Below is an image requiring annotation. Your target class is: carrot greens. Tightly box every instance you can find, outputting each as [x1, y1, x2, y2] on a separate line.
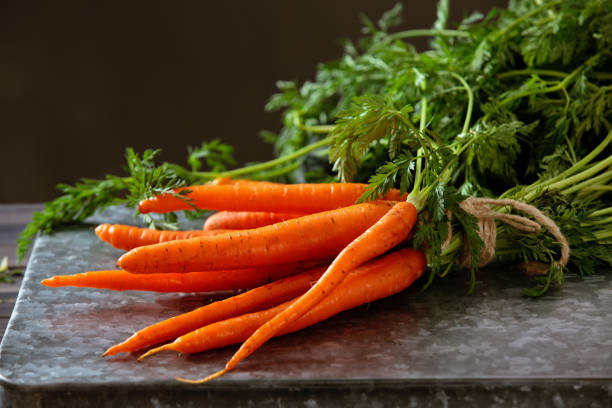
[19, 0, 612, 296]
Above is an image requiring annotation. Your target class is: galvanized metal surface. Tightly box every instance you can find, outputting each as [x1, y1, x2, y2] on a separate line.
[1, 206, 611, 407]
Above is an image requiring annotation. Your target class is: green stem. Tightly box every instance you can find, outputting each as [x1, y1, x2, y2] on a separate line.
[591, 229, 612, 241]
[420, 98, 427, 132]
[296, 124, 336, 134]
[411, 96, 428, 201]
[449, 72, 474, 135]
[560, 169, 612, 196]
[544, 155, 612, 195]
[522, 128, 612, 199]
[292, 112, 336, 134]
[580, 185, 612, 193]
[430, 86, 465, 99]
[489, 0, 562, 41]
[497, 69, 568, 80]
[498, 70, 604, 94]
[163, 163, 196, 180]
[591, 207, 612, 217]
[195, 136, 333, 180]
[441, 235, 463, 259]
[565, 134, 578, 164]
[387, 29, 470, 42]
[497, 54, 599, 108]
[587, 215, 612, 226]
[593, 72, 612, 81]
[248, 162, 302, 180]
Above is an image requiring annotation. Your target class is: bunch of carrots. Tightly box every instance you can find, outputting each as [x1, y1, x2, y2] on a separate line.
[42, 178, 428, 383]
[28, 0, 612, 385]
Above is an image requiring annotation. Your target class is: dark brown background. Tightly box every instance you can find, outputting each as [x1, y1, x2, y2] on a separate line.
[0, 1, 506, 203]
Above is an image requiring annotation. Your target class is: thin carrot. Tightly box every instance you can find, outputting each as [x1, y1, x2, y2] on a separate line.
[94, 224, 232, 251]
[138, 248, 426, 374]
[205, 201, 418, 381]
[137, 183, 406, 214]
[118, 201, 397, 274]
[103, 266, 327, 356]
[41, 261, 322, 293]
[203, 211, 306, 230]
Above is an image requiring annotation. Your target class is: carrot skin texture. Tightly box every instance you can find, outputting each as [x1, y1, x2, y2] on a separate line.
[203, 211, 306, 230]
[95, 224, 231, 251]
[41, 261, 321, 293]
[222, 201, 418, 373]
[138, 183, 405, 214]
[103, 266, 326, 356]
[118, 201, 397, 274]
[143, 248, 426, 357]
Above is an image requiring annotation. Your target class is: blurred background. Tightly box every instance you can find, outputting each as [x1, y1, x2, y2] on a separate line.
[1, 0, 505, 203]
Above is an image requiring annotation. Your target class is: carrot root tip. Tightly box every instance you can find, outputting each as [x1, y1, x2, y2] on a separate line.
[175, 368, 228, 384]
[102, 348, 117, 357]
[137, 344, 170, 361]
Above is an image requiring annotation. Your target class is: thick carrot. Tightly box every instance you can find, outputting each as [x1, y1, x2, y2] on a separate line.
[208, 201, 418, 381]
[138, 248, 426, 373]
[95, 224, 232, 251]
[103, 266, 327, 356]
[138, 183, 406, 214]
[118, 201, 397, 274]
[41, 261, 322, 293]
[203, 211, 306, 230]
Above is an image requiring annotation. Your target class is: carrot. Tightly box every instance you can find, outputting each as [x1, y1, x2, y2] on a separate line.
[203, 211, 306, 230]
[103, 265, 327, 356]
[138, 248, 426, 377]
[41, 261, 323, 293]
[205, 201, 418, 381]
[137, 182, 406, 214]
[118, 201, 397, 274]
[95, 224, 232, 251]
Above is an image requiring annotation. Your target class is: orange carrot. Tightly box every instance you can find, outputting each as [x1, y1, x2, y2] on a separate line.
[103, 265, 327, 356]
[205, 201, 418, 381]
[138, 248, 426, 372]
[203, 211, 306, 230]
[94, 224, 232, 251]
[138, 183, 406, 214]
[118, 201, 397, 274]
[41, 261, 322, 293]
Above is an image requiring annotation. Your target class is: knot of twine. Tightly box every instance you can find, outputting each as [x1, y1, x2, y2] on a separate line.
[445, 197, 570, 269]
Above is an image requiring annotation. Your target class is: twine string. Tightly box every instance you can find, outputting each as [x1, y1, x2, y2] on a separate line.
[450, 197, 570, 268]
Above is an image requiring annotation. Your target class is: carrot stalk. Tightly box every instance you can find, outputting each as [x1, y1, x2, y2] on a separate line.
[41, 261, 322, 293]
[138, 183, 406, 214]
[117, 201, 397, 274]
[212, 201, 418, 378]
[95, 224, 232, 251]
[203, 211, 306, 230]
[103, 266, 327, 356]
[140, 248, 427, 384]
[209, 177, 279, 186]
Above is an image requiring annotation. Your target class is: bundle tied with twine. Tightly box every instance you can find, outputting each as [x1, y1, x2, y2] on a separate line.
[443, 197, 570, 271]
